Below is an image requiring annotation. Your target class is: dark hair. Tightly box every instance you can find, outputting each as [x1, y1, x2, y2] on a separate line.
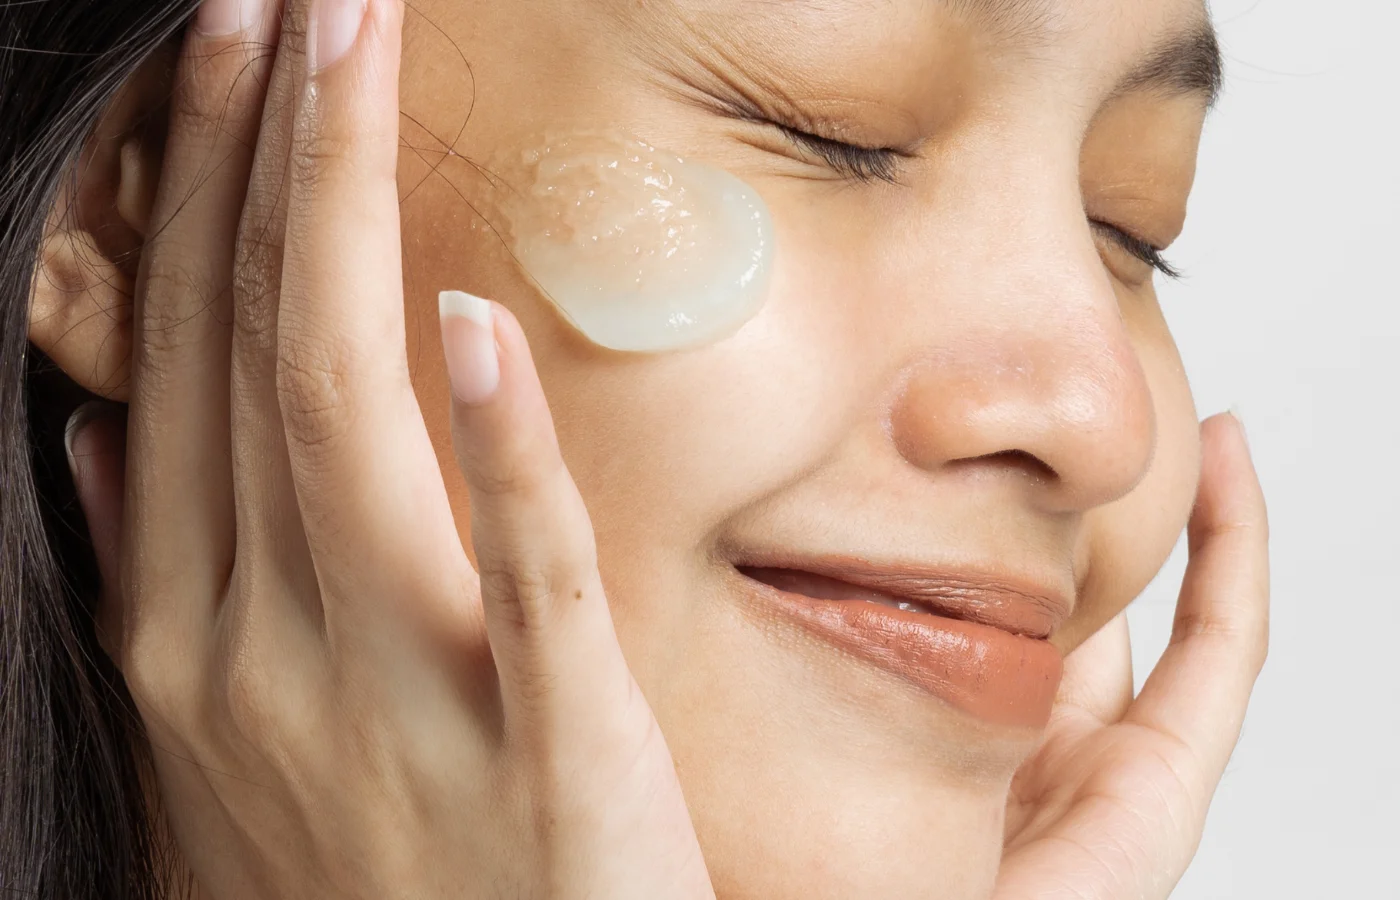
[1, 1, 199, 896]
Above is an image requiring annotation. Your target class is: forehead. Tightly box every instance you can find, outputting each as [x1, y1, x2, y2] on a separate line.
[653, 0, 1213, 46]
[614, 0, 1217, 115]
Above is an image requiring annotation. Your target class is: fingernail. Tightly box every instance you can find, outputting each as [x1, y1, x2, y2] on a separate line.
[309, 0, 367, 72]
[439, 291, 500, 406]
[1229, 406, 1252, 454]
[65, 401, 116, 471]
[195, 0, 265, 37]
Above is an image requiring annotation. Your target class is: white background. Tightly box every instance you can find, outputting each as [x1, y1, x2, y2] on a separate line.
[1128, 0, 1399, 896]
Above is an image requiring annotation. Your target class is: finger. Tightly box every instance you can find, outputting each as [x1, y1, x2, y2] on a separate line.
[125, 0, 280, 610]
[66, 402, 129, 653]
[276, 0, 463, 593]
[1126, 413, 1270, 785]
[441, 294, 641, 734]
[1054, 612, 1133, 725]
[229, 0, 310, 563]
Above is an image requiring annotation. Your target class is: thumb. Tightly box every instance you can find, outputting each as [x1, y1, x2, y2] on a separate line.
[65, 400, 128, 654]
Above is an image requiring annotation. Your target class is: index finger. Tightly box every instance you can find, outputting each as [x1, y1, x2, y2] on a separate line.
[1126, 412, 1270, 783]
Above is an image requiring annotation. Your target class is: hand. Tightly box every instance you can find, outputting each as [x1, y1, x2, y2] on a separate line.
[64, 0, 713, 897]
[995, 413, 1269, 900]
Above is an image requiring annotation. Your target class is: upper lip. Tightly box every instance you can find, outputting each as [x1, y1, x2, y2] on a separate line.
[732, 553, 1072, 640]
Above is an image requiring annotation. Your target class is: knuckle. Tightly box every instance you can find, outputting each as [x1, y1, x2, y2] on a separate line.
[1171, 609, 1270, 672]
[216, 601, 292, 745]
[136, 264, 227, 358]
[234, 197, 287, 277]
[170, 43, 269, 141]
[232, 207, 288, 348]
[467, 445, 568, 503]
[168, 84, 231, 145]
[480, 562, 557, 615]
[288, 129, 359, 186]
[469, 457, 545, 500]
[141, 262, 223, 320]
[221, 647, 282, 742]
[1171, 611, 1231, 642]
[1170, 611, 1241, 646]
[287, 120, 397, 198]
[230, 269, 279, 351]
[478, 557, 593, 635]
[120, 625, 196, 735]
[275, 334, 357, 452]
[512, 668, 562, 714]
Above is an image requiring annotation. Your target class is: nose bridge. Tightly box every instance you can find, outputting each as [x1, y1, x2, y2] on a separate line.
[884, 155, 1157, 512]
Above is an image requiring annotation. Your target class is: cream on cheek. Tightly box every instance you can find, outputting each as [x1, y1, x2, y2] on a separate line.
[494, 135, 775, 352]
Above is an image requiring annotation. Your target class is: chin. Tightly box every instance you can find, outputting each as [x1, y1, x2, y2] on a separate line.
[618, 566, 1045, 900]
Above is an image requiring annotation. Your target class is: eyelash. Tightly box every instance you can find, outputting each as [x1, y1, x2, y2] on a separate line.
[775, 124, 1180, 280]
[1090, 221, 1182, 279]
[776, 125, 903, 184]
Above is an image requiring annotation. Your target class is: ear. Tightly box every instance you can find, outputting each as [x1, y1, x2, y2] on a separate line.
[29, 44, 175, 402]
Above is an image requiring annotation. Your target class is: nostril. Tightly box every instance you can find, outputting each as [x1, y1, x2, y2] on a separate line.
[886, 333, 1155, 511]
[950, 449, 1056, 484]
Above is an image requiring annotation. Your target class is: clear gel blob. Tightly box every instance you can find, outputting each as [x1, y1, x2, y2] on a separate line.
[501, 136, 774, 352]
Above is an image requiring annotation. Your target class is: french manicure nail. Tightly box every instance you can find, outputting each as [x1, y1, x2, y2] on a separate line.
[310, 0, 368, 72]
[195, 0, 265, 37]
[439, 291, 500, 406]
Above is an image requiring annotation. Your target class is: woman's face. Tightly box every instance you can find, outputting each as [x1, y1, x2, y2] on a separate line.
[392, 0, 1211, 893]
[56, 0, 1212, 894]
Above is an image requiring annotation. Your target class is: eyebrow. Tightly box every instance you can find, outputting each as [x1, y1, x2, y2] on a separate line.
[945, 0, 1225, 107]
[1114, 22, 1224, 108]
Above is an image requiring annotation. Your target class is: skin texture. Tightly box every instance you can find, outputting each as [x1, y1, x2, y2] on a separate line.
[29, 0, 1270, 897]
[401, 2, 1204, 890]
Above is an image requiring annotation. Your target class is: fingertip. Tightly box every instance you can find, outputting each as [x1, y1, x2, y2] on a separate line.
[308, 0, 368, 73]
[1197, 411, 1264, 508]
[448, 296, 546, 408]
[1189, 411, 1269, 559]
[65, 401, 127, 472]
[1227, 407, 1251, 455]
[487, 301, 537, 370]
[64, 402, 129, 604]
[439, 289, 492, 327]
[444, 295, 562, 502]
[489, 304, 557, 436]
[439, 291, 501, 407]
[65, 401, 100, 466]
[1203, 410, 1249, 454]
[194, 0, 272, 39]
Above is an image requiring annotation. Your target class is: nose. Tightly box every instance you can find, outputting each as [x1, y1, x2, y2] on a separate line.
[885, 173, 1157, 514]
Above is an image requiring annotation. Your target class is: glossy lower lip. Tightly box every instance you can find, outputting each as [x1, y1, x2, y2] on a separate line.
[734, 568, 1065, 728]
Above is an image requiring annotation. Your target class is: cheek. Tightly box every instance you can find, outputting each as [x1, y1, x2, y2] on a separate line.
[1063, 319, 1201, 649]
[400, 130, 817, 573]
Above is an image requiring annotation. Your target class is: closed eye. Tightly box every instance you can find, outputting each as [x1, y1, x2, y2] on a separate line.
[761, 114, 1179, 278]
[1090, 221, 1181, 279]
[773, 124, 905, 184]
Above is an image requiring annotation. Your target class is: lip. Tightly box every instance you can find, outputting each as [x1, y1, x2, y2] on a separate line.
[730, 555, 1070, 728]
